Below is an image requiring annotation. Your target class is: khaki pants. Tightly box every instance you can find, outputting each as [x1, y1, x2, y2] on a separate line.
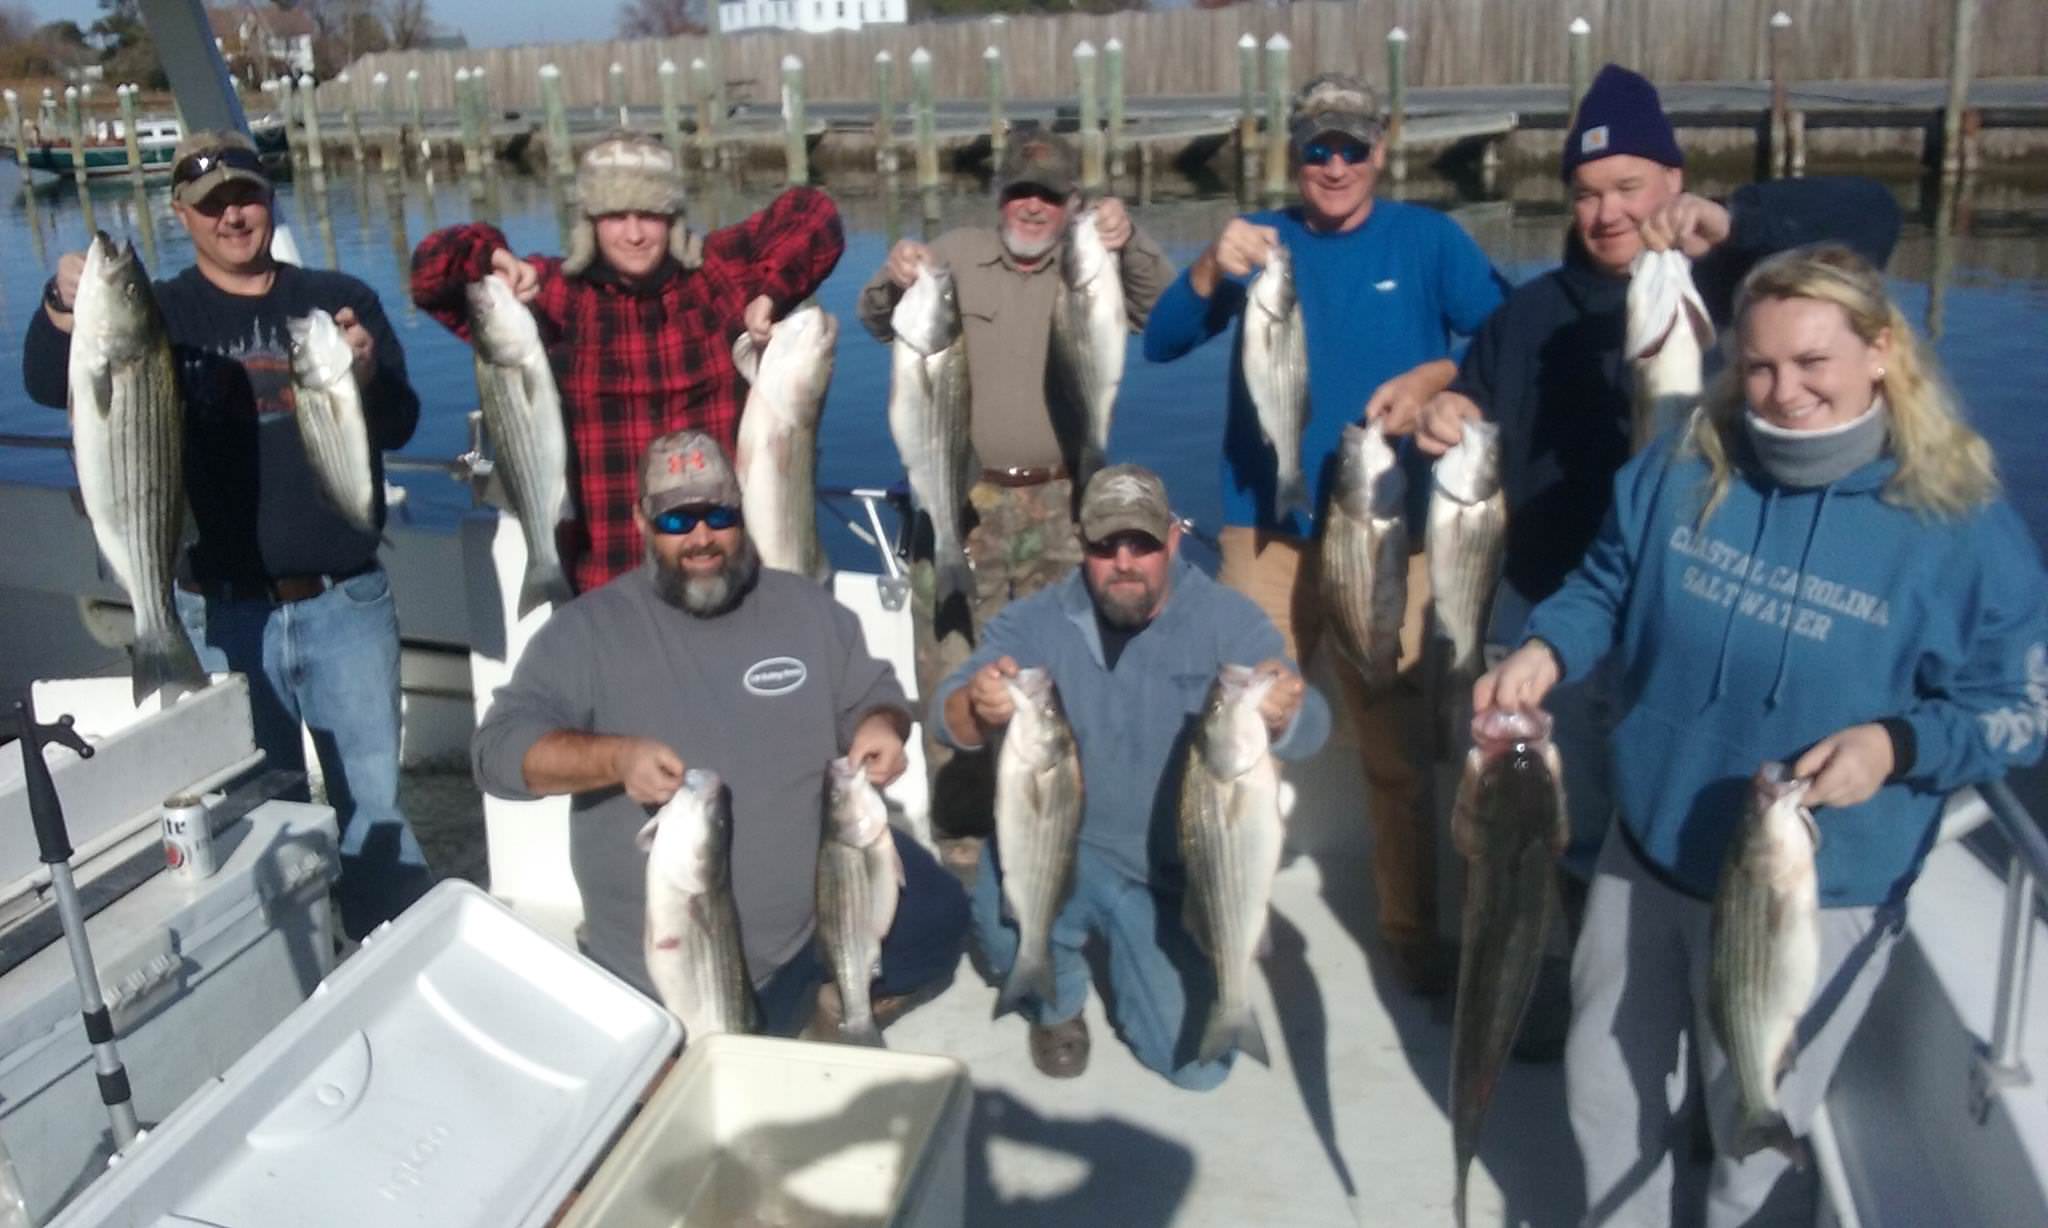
[1219, 526, 1435, 950]
[912, 478, 1082, 838]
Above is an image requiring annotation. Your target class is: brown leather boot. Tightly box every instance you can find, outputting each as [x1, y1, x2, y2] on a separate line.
[1029, 1015, 1090, 1079]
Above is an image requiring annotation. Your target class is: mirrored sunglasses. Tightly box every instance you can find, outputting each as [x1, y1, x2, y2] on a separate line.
[651, 505, 741, 535]
[1302, 137, 1373, 167]
[1083, 532, 1165, 560]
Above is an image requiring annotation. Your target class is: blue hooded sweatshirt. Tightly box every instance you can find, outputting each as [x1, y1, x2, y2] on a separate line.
[1526, 434, 2048, 906]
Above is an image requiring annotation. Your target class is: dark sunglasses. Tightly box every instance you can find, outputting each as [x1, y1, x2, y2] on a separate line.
[999, 184, 1067, 208]
[1083, 532, 1165, 560]
[1302, 137, 1373, 168]
[651, 505, 741, 535]
[172, 145, 266, 187]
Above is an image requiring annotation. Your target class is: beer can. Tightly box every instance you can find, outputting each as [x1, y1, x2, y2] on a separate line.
[161, 794, 218, 883]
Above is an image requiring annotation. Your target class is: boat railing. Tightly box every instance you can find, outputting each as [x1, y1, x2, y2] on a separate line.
[1952, 778, 2047, 1121]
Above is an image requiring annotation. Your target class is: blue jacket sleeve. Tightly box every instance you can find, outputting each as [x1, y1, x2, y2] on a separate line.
[1523, 446, 1666, 682]
[1896, 503, 2048, 791]
[1436, 218, 1510, 337]
[1141, 267, 1247, 364]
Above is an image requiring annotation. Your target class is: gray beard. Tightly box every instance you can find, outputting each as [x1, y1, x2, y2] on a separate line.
[651, 537, 761, 617]
[1089, 574, 1160, 629]
[1001, 223, 1058, 262]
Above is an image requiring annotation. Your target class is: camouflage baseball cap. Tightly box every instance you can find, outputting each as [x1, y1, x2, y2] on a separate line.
[1288, 72, 1385, 152]
[994, 130, 1079, 199]
[170, 129, 268, 206]
[640, 429, 742, 518]
[1078, 464, 1174, 544]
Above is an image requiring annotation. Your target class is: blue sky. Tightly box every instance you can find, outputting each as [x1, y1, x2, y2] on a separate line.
[22, 0, 622, 50]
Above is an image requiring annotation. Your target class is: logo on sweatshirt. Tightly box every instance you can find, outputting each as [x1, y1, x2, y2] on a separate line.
[1374, 279, 1398, 292]
[743, 656, 808, 696]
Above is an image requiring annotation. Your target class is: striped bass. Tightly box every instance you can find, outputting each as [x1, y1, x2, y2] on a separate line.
[1319, 420, 1408, 692]
[1625, 247, 1715, 452]
[466, 275, 573, 617]
[1709, 763, 1820, 1161]
[1180, 664, 1283, 1067]
[640, 768, 758, 1042]
[66, 232, 205, 706]
[733, 304, 836, 583]
[887, 260, 977, 612]
[1047, 203, 1125, 490]
[993, 667, 1084, 1014]
[286, 308, 377, 536]
[1427, 418, 1507, 688]
[1449, 707, 1567, 1228]
[1242, 244, 1309, 520]
[816, 755, 904, 1047]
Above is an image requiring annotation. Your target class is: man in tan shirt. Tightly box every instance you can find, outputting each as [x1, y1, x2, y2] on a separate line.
[857, 132, 1173, 853]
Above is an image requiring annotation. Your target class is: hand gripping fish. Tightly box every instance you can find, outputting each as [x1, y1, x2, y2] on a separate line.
[816, 756, 905, 1047]
[640, 768, 758, 1042]
[466, 275, 574, 617]
[1047, 203, 1126, 491]
[993, 668, 1084, 1015]
[1625, 247, 1716, 453]
[1709, 763, 1820, 1162]
[286, 308, 377, 536]
[1318, 420, 1408, 692]
[1449, 708, 1568, 1228]
[733, 304, 837, 583]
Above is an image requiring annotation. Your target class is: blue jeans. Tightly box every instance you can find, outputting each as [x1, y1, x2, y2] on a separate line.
[175, 564, 431, 937]
[971, 842, 1233, 1091]
[755, 828, 970, 1035]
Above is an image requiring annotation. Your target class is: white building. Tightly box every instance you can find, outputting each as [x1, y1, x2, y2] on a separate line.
[718, 0, 905, 34]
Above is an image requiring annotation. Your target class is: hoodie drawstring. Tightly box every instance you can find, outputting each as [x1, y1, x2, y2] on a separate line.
[1703, 489, 1775, 709]
[1765, 486, 1833, 709]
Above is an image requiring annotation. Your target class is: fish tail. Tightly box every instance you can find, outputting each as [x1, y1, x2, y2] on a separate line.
[839, 1016, 887, 1048]
[517, 559, 573, 618]
[131, 626, 205, 706]
[1198, 1001, 1268, 1067]
[1453, 1163, 1470, 1228]
[1074, 441, 1107, 496]
[997, 946, 1055, 1016]
[1732, 1111, 1801, 1164]
[933, 551, 975, 614]
[1276, 470, 1310, 522]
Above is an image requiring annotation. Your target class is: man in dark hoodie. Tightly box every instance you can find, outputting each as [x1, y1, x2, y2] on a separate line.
[1394, 65, 1902, 888]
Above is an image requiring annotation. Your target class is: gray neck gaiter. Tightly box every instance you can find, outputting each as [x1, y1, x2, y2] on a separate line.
[1743, 398, 1889, 489]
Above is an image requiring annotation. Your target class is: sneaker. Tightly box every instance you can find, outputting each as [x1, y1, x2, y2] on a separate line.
[1029, 1015, 1090, 1078]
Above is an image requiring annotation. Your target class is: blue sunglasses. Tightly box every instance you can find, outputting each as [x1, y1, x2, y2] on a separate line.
[1302, 137, 1373, 167]
[651, 505, 741, 535]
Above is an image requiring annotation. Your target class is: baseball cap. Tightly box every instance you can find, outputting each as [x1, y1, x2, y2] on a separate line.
[994, 131, 1078, 199]
[171, 129, 268, 206]
[640, 430, 742, 518]
[1078, 464, 1174, 545]
[1288, 73, 1385, 153]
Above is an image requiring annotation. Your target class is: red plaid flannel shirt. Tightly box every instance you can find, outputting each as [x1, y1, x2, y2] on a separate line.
[412, 187, 844, 593]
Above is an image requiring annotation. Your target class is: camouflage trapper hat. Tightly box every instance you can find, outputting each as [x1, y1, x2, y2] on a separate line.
[994, 130, 1079, 199]
[1288, 72, 1385, 152]
[1078, 464, 1175, 544]
[170, 128, 268, 206]
[640, 429, 742, 518]
[563, 132, 704, 276]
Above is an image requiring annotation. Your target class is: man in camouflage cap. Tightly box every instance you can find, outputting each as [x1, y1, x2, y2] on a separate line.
[857, 128, 1177, 864]
[1144, 73, 1509, 995]
[933, 465, 1329, 1086]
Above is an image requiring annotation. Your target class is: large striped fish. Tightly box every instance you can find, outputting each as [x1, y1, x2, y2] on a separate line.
[888, 260, 977, 612]
[994, 667, 1084, 1014]
[67, 232, 205, 706]
[286, 308, 377, 535]
[1427, 419, 1506, 690]
[816, 755, 904, 1047]
[466, 275, 573, 617]
[1319, 420, 1408, 692]
[1047, 203, 1125, 491]
[733, 304, 836, 583]
[1625, 247, 1715, 452]
[1242, 244, 1309, 520]
[640, 768, 758, 1043]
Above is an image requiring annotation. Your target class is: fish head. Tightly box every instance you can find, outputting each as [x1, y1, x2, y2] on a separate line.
[1197, 664, 1278, 778]
[891, 260, 960, 357]
[286, 309, 352, 389]
[1248, 244, 1296, 320]
[465, 275, 542, 365]
[775, 304, 840, 400]
[637, 768, 732, 895]
[1001, 667, 1072, 766]
[1625, 248, 1717, 364]
[1061, 206, 1110, 287]
[1470, 706, 1554, 761]
[1334, 421, 1407, 519]
[1749, 762, 1820, 855]
[1433, 418, 1502, 505]
[826, 755, 891, 849]
[76, 232, 161, 361]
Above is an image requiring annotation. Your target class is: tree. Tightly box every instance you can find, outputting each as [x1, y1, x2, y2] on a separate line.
[617, 0, 703, 38]
[382, 0, 433, 50]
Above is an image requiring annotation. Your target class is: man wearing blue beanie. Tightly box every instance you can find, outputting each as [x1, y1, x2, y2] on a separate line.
[1383, 59, 1904, 1225]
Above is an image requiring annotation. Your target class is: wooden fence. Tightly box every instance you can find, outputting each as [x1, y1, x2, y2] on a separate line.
[317, 0, 2047, 112]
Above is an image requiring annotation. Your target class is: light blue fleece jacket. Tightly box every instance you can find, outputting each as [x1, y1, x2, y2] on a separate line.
[930, 556, 1332, 884]
[1141, 201, 1506, 535]
[1527, 435, 2048, 906]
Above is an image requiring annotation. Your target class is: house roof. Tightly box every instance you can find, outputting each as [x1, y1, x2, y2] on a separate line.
[206, 5, 316, 41]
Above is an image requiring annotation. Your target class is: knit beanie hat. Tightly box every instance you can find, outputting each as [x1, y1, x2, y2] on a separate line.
[1560, 64, 1684, 180]
[562, 132, 703, 276]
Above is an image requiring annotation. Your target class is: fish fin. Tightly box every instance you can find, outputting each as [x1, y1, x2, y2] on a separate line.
[1275, 470, 1310, 523]
[839, 1018, 886, 1048]
[517, 560, 573, 618]
[996, 947, 1053, 1016]
[1197, 1002, 1267, 1067]
[933, 554, 975, 613]
[130, 628, 206, 707]
[1450, 751, 1485, 859]
[634, 814, 662, 851]
[1732, 1113, 1802, 1165]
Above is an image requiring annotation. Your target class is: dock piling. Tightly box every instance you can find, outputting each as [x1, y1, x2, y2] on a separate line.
[985, 47, 1007, 166]
[339, 72, 366, 165]
[782, 55, 809, 186]
[299, 74, 324, 174]
[1106, 38, 1126, 185]
[277, 73, 297, 149]
[659, 60, 684, 160]
[1940, 0, 1979, 177]
[1768, 12, 1792, 178]
[1237, 33, 1259, 198]
[911, 47, 939, 223]
[117, 84, 144, 186]
[406, 69, 425, 163]
[1787, 108, 1807, 177]
[608, 62, 629, 130]
[692, 58, 718, 172]
[541, 64, 574, 176]
[374, 72, 400, 173]
[63, 86, 94, 230]
[455, 68, 483, 178]
[874, 51, 897, 175]
[1076, 41, 1103, 192]
[1568, 18, 1592, 122]
[1386, 27, 1409, 183]
[1262, 35, 1291, 206]
[3, 90, 24, 169]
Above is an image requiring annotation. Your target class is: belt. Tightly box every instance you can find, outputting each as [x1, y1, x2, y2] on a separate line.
[978, 464, 1068, 488]
[179, 561, 376, 605]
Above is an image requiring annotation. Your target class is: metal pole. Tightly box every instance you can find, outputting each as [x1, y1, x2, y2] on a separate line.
[1076, 40, 1102, 192]
[659, 59, 684, 160]
[1105, 37, 1126, 184]
[1568, 17, 1592, 122]
[609, 61, 629, 130]
[541, 64, 574, 176]
[118, 83, 145, 186]
[781, 54, 808, 186]
[692, 57, 717, 172]
[1262, 34, 1291, 206]
[985, 46, 1006, 167]
[1940, 0, 1978, 177]
[1385, 27, 1409, 183]
[1987, 858, 2036, 1077]
[64, 87, 95, 232]
[1237, 32, 1259, 196]
[1768, 12, 1792, 178]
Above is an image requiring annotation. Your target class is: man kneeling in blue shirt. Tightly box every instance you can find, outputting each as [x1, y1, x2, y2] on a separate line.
[932, 466, 1330, 1087]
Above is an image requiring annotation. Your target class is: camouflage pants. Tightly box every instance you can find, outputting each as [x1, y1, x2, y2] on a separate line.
[911, 478, 1082, 838]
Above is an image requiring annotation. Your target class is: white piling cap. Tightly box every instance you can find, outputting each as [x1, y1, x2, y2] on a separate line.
[985, 45, 1000, 60]
[455, 68, 471, 82]
[64, 86, 77, 99]
[1387, 26, 1408, 42]
[42, 87, 54, 96]
[540, 63, 560, 79]
[1770, 11, 1792, 27]
[337, 71, 350, 84]
[474, 66, 488, 79]
[610, 61, 624, 74]
[875, 49, 892, 64]
[782, 54, 802, 72]
[1075, 40, 1096, 57]
[373, 71, 389, 85]
[298, 74, 312, 86]
[1569, 16, 1590, 33]
[1106, 37, 1122, 52]
[691, 57, 709, 72]
[407, 69, 420, 80]
[2, 89, 14, 103]
[659, 59, 676, 74]
[1266, 33, 1290, 51]
[1237, 32, 1257, 49]
[912, 47, 932, 65]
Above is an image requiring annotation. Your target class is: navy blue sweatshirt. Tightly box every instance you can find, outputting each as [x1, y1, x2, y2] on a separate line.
[1448, 177, 1902, 608]
[23, 263, 420, 583]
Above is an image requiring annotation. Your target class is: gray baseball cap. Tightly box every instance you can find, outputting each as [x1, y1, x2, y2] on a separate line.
[1288, 73, 1385, 152]
[640, 429, 742, 517]
[994, 131, 1079, 199]
[170, 129, 269, 206]
[1078, 464, 1174, 544]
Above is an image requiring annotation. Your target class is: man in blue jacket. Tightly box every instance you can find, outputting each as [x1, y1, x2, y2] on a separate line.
[1143, 73, 1506, 994]
[934, 466, 1330, 1087]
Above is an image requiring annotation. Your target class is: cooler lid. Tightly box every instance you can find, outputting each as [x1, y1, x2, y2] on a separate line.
[49, 880, 681, 1228]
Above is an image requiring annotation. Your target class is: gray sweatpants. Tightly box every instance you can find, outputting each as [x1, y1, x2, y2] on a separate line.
[1566, 830, 1903, 1227]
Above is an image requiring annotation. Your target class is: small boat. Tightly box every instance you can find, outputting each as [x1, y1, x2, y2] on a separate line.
[18, 115, 289, 180]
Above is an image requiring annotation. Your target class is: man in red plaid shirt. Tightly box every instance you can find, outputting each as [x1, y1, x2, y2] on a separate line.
[412, 132, 843, 593]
